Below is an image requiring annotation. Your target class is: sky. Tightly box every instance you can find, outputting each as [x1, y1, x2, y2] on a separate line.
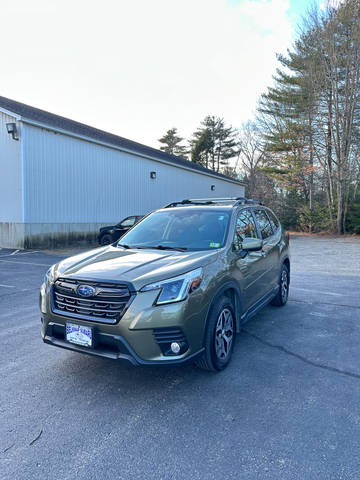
[0, 0, 322, 149]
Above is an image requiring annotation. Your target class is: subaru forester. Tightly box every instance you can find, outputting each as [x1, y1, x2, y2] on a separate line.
[40, 197, 290, 371]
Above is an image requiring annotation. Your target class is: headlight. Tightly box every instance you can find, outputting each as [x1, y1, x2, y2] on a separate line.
[140, 268, 203, 305]
[40, 264, 57, 313]
[44, 264, 56, 285]
[40, 283, 47, 313]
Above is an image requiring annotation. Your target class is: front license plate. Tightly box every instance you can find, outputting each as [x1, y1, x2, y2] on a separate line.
[66, 323, 93, 348]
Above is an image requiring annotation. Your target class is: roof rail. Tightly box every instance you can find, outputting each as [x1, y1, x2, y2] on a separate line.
[243, 199, 264, 206]
[163, 197, 263, 208]
[185, 197, 245, 202]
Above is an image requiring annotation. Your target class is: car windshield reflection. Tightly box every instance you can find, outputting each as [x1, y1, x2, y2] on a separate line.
[118, 209, 231, 251]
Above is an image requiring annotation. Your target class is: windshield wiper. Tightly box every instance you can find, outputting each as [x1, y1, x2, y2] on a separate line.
[117, 243, 132, 249]
[135, 245, 188, 252]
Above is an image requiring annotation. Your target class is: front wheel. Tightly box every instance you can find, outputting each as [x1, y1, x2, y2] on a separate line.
[196, 296, 235, 372]
[100, 234, 113, 246]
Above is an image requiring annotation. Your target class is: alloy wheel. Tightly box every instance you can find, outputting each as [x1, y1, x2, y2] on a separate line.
[214, 307, 234, 361]
[281, 270, 289, 302]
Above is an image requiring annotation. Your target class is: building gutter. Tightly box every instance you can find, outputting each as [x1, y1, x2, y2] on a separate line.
[0, 107, 22, 120]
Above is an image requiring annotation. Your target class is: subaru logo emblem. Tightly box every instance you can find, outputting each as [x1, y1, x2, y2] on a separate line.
[77, 285, 96, 297]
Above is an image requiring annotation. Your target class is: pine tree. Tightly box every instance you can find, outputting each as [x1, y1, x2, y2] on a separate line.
[190, 116, 238, 172]
[258, 0, 360, 234]
[158, 128, 187, 157]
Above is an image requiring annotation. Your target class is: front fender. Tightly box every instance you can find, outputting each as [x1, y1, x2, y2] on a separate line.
[202, 279, 242, 344]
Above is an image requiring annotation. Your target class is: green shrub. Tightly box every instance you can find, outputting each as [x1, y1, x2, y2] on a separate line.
[346, 200, 360, 234]
[298, 204, 332, 233]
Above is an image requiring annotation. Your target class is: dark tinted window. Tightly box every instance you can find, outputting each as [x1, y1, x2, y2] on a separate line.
[253, 209, 273, 239]
[266, 209, 279, 232]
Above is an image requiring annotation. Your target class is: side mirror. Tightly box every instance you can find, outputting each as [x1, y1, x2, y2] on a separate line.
[241, 238, 263, 251]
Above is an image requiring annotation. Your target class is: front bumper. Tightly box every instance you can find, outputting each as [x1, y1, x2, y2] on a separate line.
[42, 321, 204, 366]
[41, 282, 207, 366]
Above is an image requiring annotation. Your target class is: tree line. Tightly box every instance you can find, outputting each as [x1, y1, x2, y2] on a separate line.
[158, 0, 360, 235]
[158, 117, 238, 178]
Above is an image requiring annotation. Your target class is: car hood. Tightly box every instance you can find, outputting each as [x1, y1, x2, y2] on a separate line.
[99, 225, 116, 232]
[54, 245, 219, 290]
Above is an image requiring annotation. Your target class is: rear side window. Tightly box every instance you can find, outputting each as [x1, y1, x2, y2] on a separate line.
[266, 209, 280, 232]
[253, 209, 273, 239]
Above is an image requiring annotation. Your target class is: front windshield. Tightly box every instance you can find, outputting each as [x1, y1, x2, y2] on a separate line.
[118, 209, 231, 251]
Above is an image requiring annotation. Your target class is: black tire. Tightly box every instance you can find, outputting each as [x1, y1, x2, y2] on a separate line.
[271, 263, 290, 306]
[196, 296, 236, 372]
[100, 234, 113, 246]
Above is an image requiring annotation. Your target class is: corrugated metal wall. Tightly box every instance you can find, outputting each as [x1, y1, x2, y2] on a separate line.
[24, 124, 244, 226]
[0, 112, 22, 222]
[0, 112, 24, 247]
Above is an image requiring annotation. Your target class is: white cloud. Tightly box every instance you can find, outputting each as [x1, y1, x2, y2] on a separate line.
[0, 0, 292, 148]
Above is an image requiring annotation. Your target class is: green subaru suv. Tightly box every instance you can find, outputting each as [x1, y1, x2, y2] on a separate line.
[40, 198, 290, 371]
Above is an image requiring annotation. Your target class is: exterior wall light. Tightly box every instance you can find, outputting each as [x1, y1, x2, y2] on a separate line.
[150, 171, 156, 179]
[211, 185, 215, 191]
[6, 122, 19, 140]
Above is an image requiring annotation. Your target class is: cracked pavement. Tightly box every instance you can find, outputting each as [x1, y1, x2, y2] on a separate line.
[0, 235, 360, 479]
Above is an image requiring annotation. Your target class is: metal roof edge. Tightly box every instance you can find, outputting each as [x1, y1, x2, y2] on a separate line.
[0, 106, 22, 120]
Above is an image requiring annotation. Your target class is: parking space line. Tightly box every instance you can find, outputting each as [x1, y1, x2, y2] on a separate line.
[0, 250, 40, 258]
[0, 283, 16, 288]
[0, 259, 51, 267]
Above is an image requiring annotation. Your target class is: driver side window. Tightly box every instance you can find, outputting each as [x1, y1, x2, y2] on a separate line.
[233, 209, 258, 250]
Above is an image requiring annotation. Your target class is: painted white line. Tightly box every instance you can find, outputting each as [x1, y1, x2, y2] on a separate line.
[292, 287, 342, 297]
[0, 283, 16, 288]
[0, 251, 43, 258]
[0, 259, 51, 267]
[309, 312, 327, 317]
[9, 249, 20, 256]
[18, 251, 39, 256]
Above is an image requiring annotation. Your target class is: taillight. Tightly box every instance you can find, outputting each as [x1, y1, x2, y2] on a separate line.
[286, 231, 290, 242]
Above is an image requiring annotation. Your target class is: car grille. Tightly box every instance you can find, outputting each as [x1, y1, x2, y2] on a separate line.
[52, 278, 134, 324]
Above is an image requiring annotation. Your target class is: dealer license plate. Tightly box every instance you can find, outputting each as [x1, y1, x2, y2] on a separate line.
[66, 323, 93, 347]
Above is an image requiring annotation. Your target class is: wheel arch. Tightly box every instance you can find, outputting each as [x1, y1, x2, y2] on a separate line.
[282, 256, 290, 283]
[203, 280, 242, 342]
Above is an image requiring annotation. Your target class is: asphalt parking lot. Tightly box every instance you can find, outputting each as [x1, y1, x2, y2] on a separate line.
[1, 235, 360, 480]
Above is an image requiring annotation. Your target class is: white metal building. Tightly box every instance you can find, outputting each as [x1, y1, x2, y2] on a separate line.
[0, 97, 244, 248]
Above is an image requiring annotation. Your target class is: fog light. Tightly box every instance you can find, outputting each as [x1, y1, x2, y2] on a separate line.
[170, 342, 181, 354]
